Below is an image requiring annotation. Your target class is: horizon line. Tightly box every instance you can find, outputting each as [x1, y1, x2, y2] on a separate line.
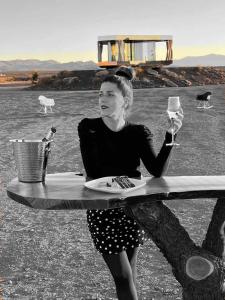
[1, 53, 225, 64]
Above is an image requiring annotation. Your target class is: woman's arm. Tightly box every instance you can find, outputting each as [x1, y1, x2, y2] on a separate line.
[140, 108, 183, 177]
[77, 118, 100, 179]
[139, 126, 174, 178]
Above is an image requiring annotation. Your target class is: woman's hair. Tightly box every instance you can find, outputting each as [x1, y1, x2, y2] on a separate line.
[102, 66, 135, 114]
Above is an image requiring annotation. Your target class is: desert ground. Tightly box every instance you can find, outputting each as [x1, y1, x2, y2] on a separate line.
[0, 84, 225, 299]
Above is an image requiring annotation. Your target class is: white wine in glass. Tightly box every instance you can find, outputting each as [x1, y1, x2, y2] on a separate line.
[166, 96, 181, 146]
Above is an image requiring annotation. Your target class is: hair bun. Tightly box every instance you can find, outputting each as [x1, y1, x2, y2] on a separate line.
[115, 66, 135, 81]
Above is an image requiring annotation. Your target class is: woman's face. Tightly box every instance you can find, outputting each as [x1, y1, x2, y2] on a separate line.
[99, 82, 126, 119]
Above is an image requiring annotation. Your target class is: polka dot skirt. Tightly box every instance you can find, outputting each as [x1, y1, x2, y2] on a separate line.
[87, 207, 147, 255]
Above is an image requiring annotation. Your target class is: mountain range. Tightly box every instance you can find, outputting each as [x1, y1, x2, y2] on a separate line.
[0, 59, 99, 72]
[0, 54, 225, 72]
[170, 54, 225, 67]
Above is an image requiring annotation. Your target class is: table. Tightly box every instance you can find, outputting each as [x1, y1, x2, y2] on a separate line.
[6, 172, 225, 210]
[6, 172, 225, 298]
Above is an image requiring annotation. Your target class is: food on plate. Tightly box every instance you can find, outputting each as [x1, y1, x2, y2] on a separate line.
[112, 176, 135, 188]
[97, 176, 135, 189]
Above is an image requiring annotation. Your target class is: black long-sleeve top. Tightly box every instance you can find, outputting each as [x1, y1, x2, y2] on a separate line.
[78, 117, 174, 179]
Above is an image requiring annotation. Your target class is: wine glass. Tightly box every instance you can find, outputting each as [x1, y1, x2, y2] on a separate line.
[166, 96, 181, 146]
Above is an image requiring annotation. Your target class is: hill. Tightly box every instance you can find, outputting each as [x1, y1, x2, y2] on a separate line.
[28, 66, 225, 90]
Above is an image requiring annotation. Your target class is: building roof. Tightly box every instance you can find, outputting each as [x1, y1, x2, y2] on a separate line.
[98, 35, 173, 42]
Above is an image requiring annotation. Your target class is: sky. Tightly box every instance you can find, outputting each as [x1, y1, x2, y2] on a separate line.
[0, 0, 225, 63]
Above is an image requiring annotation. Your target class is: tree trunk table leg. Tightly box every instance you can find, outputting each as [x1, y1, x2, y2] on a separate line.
[125, 200, 225, 299]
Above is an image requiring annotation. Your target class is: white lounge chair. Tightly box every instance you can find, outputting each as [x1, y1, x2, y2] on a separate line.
[196, 92, 213, 109]
[39, 95, 55, 114]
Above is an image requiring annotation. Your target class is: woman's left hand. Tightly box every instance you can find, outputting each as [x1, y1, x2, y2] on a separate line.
[167, 107, 184, 134]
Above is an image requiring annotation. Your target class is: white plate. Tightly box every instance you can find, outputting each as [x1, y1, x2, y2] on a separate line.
[84, 176, 146, 194]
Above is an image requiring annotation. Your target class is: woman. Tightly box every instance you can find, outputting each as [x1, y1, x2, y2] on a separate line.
[78, 66, 183, 300]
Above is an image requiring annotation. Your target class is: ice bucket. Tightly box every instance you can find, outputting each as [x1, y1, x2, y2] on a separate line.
[10, 139, 52, 182]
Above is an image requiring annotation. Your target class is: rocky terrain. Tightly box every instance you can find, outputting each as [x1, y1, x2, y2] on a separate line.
[29, 66, 225, 91]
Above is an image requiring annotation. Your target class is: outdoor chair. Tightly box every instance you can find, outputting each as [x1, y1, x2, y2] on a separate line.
[196, 92, 213, 109]
[39, 95, 55, 114]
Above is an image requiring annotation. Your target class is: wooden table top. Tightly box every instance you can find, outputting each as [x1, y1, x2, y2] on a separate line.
[6, 172, 225, 210]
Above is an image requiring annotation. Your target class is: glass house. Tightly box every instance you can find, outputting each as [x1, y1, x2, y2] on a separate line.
[97, 35, 173, 68]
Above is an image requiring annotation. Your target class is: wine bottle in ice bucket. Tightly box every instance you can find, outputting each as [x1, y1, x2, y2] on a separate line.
[42, 127, 56, 142]
[41, 127, 56, 180]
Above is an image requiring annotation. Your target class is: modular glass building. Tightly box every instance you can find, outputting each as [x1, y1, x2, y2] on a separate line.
[97, 35, 173, 68]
